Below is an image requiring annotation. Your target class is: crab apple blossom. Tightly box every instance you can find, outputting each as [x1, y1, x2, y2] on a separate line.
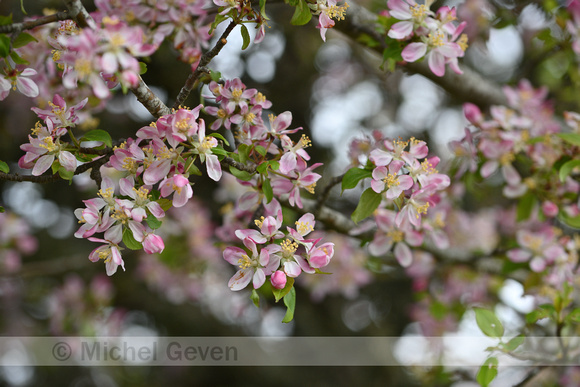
[3, 1, 580, 385]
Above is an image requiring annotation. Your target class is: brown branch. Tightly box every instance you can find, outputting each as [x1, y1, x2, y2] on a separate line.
[314, 173, 345, 217]
[130, 75, 172, 119]
[221, 156, 258, 173]
[333, 1, 508, 107]
[173, 21, 238, 109]
[0, 12, 71, 34]
[0, 149, 113, 184]
[63, 0, 96, 30]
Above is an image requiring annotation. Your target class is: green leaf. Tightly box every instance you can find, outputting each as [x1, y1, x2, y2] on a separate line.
[229, 165, 255, 181]
[156, 198, 173, 212]
[250, 289, 260, 308]
[209, 132, 230, 146]
[210, 70, 221, 82]
[516, 191, 535, 222]
[259, 0, 268, 17]
[146, 213, 163, 230]
[12, 32, 37, 49]
[342, 167, 372, 191]
[290, 0, 312, 26]
[0, 15, 13, 26]
[526, 304, 556, 324]
[273, 277, 294, 302]
[262, 177, 273, 203]
[559, 159, 580, 182]
[9, 51, 28, 65]
[282, 286, 296, 323]
[558, 133, 580, 147]
[0, 206, 4, 213]
[566, 308, 580, 323]
[351, 188, 382, 224]
[122, 227, 143, 250]
[139, 62, 147, 75]
[503, 335, 524, 352]
[210, 146, 229, 157]
[0, 35, 10, 58]
[20, 0, 27, 15]
[209, 13, 227, 35]
[255, 145, 267, 156]
[240, 24, 251, 50]
[187, 162, 202, 176]
[474, 307, 504, 338]
[80, 129, 112, 148]
[238, 144, 251, 164]
[559, 213, 580, 229]
[58, 167, 75, 181]
[476, 357, 498, 387]
[0, 160, 9, 173]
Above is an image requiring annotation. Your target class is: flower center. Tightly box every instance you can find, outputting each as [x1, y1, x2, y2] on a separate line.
[237, 254, 252, 269]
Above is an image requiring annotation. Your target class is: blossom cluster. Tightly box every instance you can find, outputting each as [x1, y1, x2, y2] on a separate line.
[449, 79, 580, 280]
[348, 134, 450, 267]
[0, 212, 38, 273]
[18, 94, 87, 176]
[51, 16, 158, 99]
[451, 80, 578, 218]
[94, 0, 212, 67]
[223, 200, 334, 291]
[386, 0, 468, 77]
[205, 78, 323, 213]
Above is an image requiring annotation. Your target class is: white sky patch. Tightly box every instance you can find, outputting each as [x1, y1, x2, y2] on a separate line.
[487, 27, 523, 68]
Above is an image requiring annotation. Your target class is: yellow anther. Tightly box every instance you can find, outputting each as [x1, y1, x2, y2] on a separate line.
[500, 152, 515, 165]
[382, 173, 400, 188]
[98, 187, 114, 200]
[295, 220, 314, 235]
[325, 2, 349, 20]
[133, 186, 150, 201]
[122, 157, 138, 172]
[39, 137, 57, 152]
[237, 254, 252, 269]
[232, 88, 243, 99]
[387, 230, 404, 243]
[244, 112, 256, 123]
[458, 34, 469, 52]
[31, 121, 44, 136]
[217, 109, 228, 119]
[174, 119, 191, 132]
[416, 203, 430, 217]
[300, 134, 312, 148]
[428, 31, 445, 47]
[524, 177, 536, 190]
[281, 239, 299, 255]
[305, 182, 316, 194]
[255, 92, 268, 104]
[75, 57, 93, 78]
[254, 216, 265, 229]
[410, 4, 428, 19]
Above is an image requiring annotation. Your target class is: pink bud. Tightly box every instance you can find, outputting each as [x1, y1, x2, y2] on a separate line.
[270, 270, 287, 289]
[463, 103, 483, 124]
[542, 201, 559, 218]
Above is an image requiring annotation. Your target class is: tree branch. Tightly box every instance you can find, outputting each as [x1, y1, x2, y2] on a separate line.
[63, 0, 96, 30]
[0, 11, 71, 34]
[333, 1, 508, 107]
[173, 21, 238, 109]
[130, 75, 172, 118]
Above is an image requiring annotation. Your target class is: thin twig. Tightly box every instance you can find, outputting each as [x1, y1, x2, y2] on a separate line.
[173, 21, 238, 109]
[333, 1, 507, 107]
[314, 173, 345, 217]
[0, 11, 71, 34]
